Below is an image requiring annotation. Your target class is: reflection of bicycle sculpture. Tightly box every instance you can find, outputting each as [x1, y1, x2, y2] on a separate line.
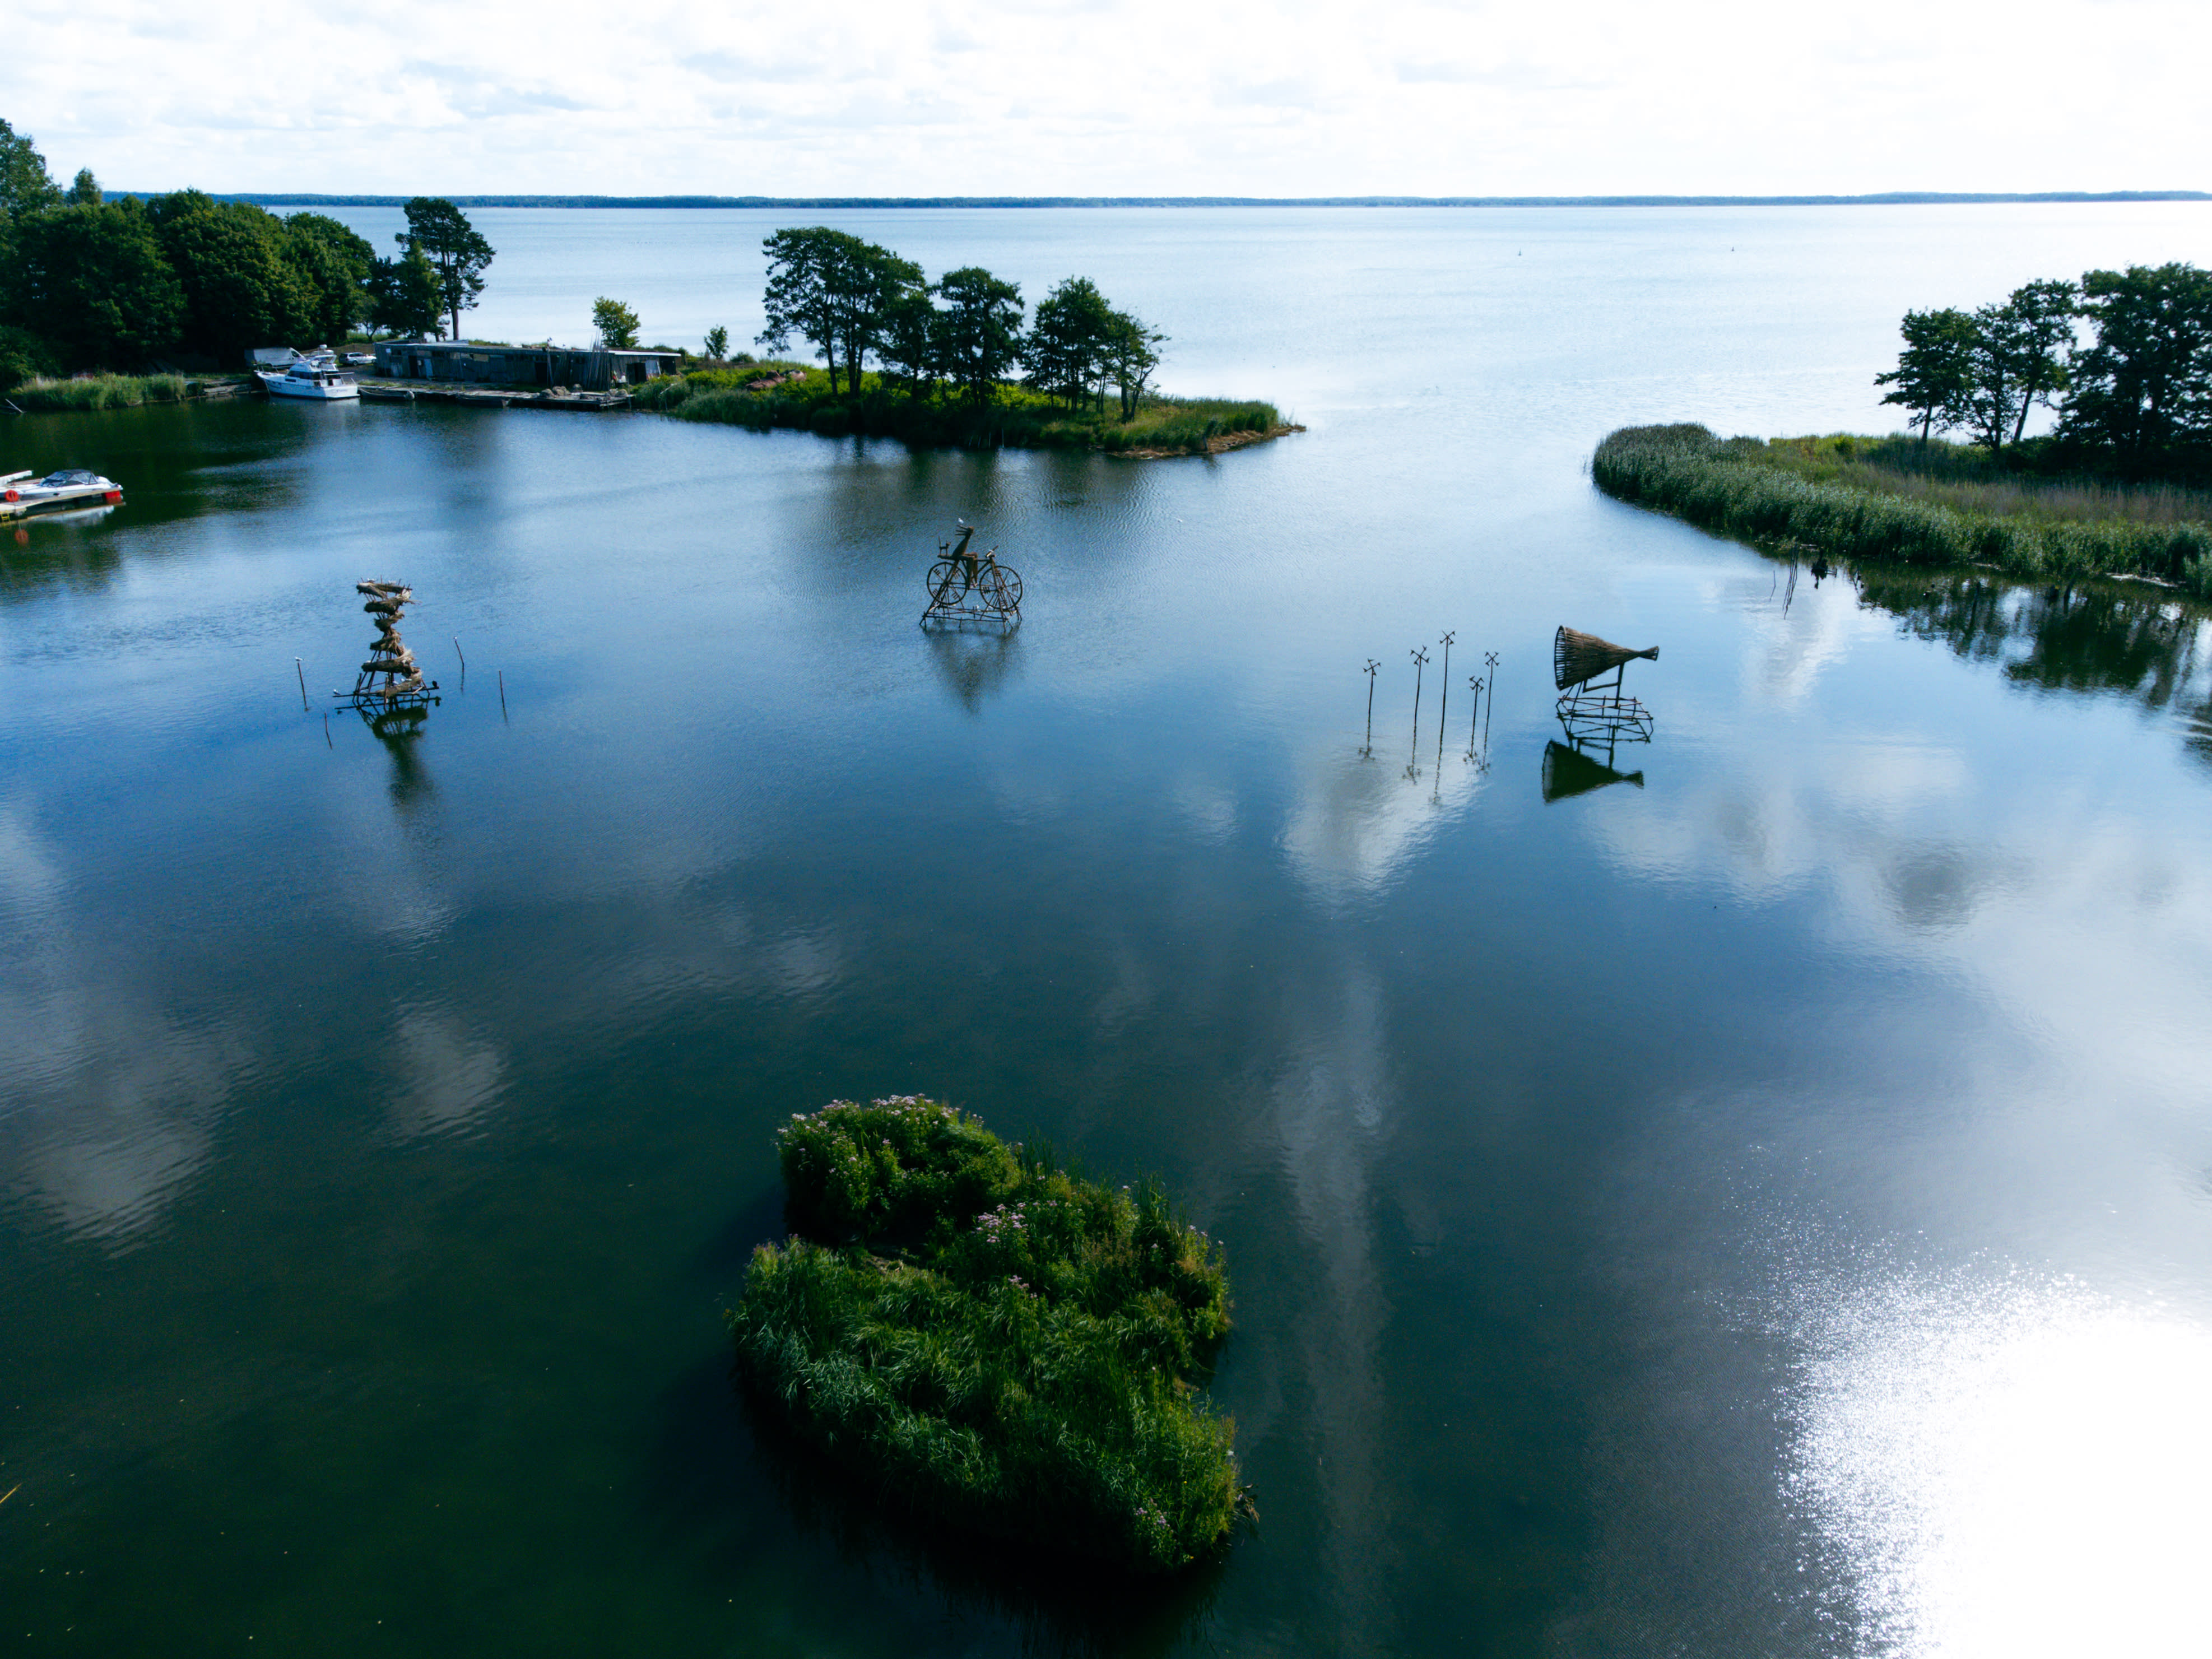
[922, 522, 1023, 629]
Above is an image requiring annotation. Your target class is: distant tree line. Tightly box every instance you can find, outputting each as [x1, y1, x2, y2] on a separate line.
[0, 117, 494, 385]
[1878, 263, 2212, 477]
[753, 226, 1165, 417]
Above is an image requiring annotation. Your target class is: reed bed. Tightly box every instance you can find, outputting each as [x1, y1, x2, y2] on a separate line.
[1759, 433, 2212, 527]
[10, 374, 193, 412]
[634, 363, 1282, 454]
[729, 1096, 1242, 1574]
[1592, 424, 2212, 594]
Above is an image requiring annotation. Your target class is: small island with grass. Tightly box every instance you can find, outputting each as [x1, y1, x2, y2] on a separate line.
[729, 1096, 1244, 1573]
[629, 227, 1296, 457]
[1595, 264, 2212, 594]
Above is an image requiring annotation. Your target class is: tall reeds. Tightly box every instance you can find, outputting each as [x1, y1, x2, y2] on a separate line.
[10, 373, 193, 412]
[1592, 424, 2212, 594]
[729, 1097, 1242, 1573]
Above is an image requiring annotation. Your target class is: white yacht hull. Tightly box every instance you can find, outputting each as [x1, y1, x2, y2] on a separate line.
[258, 370, 359, 401]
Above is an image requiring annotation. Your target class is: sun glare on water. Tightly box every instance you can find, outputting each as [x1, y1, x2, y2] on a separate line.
[1791, 1274, 2212, 1658]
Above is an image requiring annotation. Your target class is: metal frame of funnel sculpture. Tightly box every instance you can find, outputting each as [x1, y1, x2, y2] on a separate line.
[1553, 625, 1656, 734]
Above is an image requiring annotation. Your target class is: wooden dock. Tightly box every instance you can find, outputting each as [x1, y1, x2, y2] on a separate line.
[354, 380, 631, 412]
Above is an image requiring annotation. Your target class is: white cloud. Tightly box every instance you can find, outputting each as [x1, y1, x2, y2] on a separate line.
[7, 0, 2205, 195]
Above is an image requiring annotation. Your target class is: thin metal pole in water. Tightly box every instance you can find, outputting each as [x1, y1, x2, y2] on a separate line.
[1408, 645, 1430, 766]
[498, 669, 508, 719]
[1467, 677, 1482, 758]
[1363, 658, 1380, 754]
[1436, 632, 1454, 771]
[1483, 652, 1500, 752]
[295, 657, 309, 711]
[323, 712, 332, 748]
[453, 636, 466, 689]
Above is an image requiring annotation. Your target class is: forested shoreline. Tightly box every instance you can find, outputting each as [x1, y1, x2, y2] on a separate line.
[1, 118, 491, 388]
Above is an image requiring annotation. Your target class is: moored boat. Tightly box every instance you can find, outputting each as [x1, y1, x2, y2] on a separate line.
[1, 468, 124, 518]
[256, 351, 359, 401]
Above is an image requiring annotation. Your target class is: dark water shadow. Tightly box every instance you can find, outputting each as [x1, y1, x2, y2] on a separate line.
[359, 701, 438, 816]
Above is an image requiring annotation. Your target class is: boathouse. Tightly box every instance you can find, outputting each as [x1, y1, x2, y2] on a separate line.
[371, 340, 682, 392]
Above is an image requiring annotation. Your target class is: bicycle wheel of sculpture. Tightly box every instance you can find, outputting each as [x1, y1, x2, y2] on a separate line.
[975, 566, 1012, 613]
[926, 561, 967, 608]
[995, 568, 1024, 609]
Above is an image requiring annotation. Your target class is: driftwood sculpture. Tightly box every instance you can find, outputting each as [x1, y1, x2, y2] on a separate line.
[1553, 626, 1659, 693]
[351, 580, 431, 703]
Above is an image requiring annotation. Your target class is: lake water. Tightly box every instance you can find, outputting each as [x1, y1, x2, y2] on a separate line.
[6, 206, 2212, 1657]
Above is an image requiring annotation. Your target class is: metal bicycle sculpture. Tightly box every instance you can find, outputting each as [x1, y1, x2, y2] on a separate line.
[921, 522, 1023, 629]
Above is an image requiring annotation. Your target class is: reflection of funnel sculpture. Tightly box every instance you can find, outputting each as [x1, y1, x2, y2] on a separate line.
[345, 580, 439, 709]
[1542, 738, 1644, 802]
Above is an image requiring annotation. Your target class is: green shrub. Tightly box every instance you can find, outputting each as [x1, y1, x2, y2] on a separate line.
[730, 1096, 1241, 1573]
[1592, 423, 2212, 596]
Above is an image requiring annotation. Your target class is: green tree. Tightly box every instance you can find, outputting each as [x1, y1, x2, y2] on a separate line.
[368, 245, 444, 339]
[592, 296, 640, 348]
[147, 192, 313, 365]
[757, 226, 921, 396]
[1877, 307, 1978, 441]
[2061, 263, 2212, 463]
[0, 323, 55, 392]
[284, 212, 375, 345]
[1024, 276, 1114, 410]
[0, 118, 61, 220]
[933, 266, 1024, 406]
[1963, 280, 2077, 451]
[3, 201, 183, 369]
[704, 324, 728, 360]
[878, 284, 941, 394]
[1104, 309, 1167, 421]
[398, 197, 494, 342]
[64, 168, 100, 207]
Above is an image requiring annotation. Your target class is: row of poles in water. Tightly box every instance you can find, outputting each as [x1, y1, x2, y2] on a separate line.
[1363, 631, 1499, 775]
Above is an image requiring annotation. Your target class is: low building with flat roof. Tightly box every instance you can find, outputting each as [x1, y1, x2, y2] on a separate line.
[372, 340, 682, 392]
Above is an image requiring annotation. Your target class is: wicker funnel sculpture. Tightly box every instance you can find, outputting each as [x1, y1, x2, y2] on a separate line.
[352, 580, 427, 702]
[1553, 626, 1658, 693]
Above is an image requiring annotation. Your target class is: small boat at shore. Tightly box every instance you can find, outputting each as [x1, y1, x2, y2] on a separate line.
[2, 468, 124, 518]
[257, 351, 358, 402]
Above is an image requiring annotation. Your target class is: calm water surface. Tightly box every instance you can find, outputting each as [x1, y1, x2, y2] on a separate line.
[5, 207, 2212, 1656]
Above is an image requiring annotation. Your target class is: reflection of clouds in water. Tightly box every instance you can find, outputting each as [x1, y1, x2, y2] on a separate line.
[1269, 958, 1393, 1652]
[0, 802, 245, 1243]
[1, 1017, 233, 1246]
[1739, 577, 1884, 709]
[1279, 744, 1485, 905]
[1788, 1268, 2212, 1658]
[387, 1007, 506, 1139]
[598, 902, 847, 1010]
[1170, 774, 1237, 843]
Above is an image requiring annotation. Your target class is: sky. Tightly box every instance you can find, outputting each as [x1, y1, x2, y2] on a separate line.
[9, 0, 2210, 197]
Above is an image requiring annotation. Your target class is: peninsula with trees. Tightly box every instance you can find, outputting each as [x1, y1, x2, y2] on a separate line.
[628, 226, 1296, 456]
[1594, 262, 2212, 596]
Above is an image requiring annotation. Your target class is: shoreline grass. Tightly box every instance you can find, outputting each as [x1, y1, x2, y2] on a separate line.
[634, 361, 1287, 455]
[728, 1096, 1242, 1573]
[1592, 424, 2212, 596]
[8, 373, 195, 412]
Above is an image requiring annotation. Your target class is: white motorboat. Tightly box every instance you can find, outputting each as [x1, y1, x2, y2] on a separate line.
[1, 468, 123, 518]
[257, 352, 358, 401]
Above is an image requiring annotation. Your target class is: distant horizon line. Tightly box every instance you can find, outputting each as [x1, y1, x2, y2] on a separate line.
[113, 190, 2211, 210]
